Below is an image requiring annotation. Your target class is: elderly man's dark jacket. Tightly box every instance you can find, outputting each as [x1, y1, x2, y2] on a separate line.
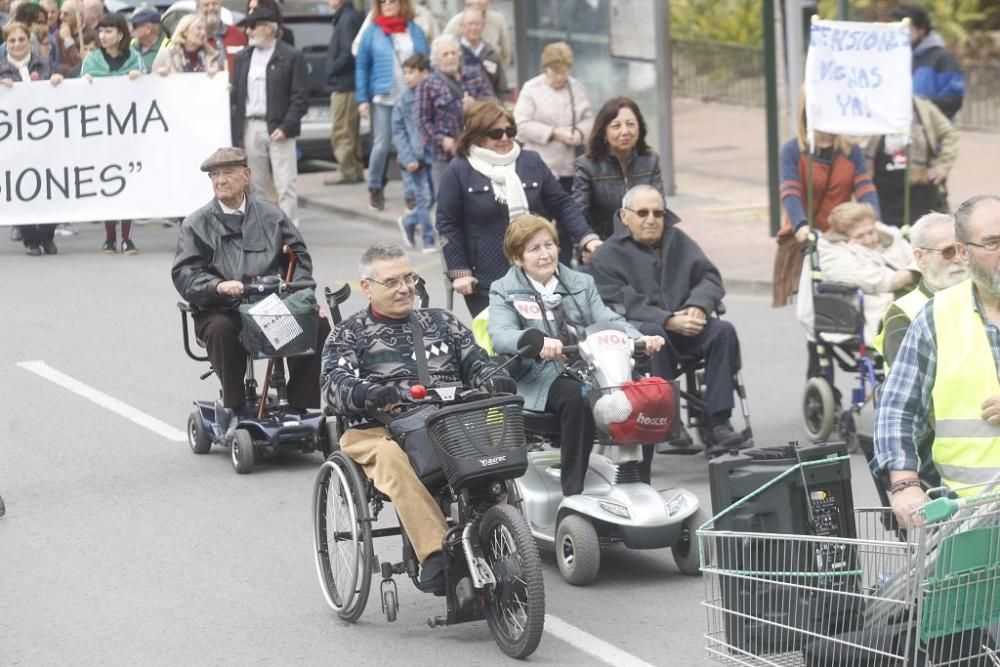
[172, 197, 311, 312]
[589, 219, 725, 326]
[230, 40, 309, 146]
[325, 1, 362, 93]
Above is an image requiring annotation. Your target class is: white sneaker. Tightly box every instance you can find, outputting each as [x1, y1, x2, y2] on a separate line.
[421, 245, 439, 254]
[398, 216, 416, 249]
[55, 223, 77, 236]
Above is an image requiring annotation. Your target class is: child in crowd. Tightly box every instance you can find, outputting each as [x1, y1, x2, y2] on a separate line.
[392, 53, 437, 253]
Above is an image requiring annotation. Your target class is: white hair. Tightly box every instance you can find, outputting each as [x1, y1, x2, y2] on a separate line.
[430, 33, 459, 68]
[908, 211, 954, 248]
[621, 184, 662, 210]
[360, 243, 406, 278]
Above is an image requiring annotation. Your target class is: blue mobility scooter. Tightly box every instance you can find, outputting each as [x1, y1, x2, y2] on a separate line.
[178, 248, 334, 473]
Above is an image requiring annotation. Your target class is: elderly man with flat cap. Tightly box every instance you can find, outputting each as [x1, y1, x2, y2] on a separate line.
[171, 147, 329, 418]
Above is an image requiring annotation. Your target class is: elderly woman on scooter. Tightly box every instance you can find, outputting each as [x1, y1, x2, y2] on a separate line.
[488, 214, 665, 496]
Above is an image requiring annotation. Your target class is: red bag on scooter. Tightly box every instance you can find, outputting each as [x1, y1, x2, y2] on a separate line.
[604, 377, 676, 445]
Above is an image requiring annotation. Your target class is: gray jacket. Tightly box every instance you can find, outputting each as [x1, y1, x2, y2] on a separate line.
[171, 197, 311, 311]
[572, 149, 663, 240]
[488, 264, 639, 412]
[589, 220, 724, 327]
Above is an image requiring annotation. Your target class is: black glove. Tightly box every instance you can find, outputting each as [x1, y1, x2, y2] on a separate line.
[365, 384, 402, 410]
[483, 374, 518, 396]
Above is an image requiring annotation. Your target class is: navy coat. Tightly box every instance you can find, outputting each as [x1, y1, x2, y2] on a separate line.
[435, 150, 596, 292]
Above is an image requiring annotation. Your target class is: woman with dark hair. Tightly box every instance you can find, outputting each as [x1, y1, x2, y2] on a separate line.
[436, 99, 600, 316]
[572, 96, 663, 240]
[355, 0, 428, 211]
[1, 21, 65, 256]
[81, 11, 145, 255]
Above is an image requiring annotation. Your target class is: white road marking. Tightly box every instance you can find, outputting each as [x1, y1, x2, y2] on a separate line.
[545, 614, 657, 667]
[17, 360, 187, 442]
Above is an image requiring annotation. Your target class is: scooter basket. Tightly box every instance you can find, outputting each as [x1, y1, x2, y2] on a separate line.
[424, 395, 527, 490]
[237, 289, 319, 359]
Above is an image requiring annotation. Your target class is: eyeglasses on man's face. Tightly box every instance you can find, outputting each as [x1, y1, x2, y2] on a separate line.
[964, 238, 1000, 253]
[624, 207, 665, 220]
[920, 244, 959, 260]
[366, 271, 418, 291]
[485, 125, 517, 141]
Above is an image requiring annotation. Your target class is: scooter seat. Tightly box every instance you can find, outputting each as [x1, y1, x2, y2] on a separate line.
[523, 410, 560, 435]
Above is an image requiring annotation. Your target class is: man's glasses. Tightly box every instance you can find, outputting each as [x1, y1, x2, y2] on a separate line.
[920, 244, 959, 260]
[366, 272, 418, 291]
[485, 125, 517, 141]
[624, 207, 666, 220]
[963, 239, 1000, 253]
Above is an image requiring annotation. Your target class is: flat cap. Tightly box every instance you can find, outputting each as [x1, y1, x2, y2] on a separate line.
[130, 7, 160, 25]
[200, 147, 248, 172]
[238, 8, 278, 27]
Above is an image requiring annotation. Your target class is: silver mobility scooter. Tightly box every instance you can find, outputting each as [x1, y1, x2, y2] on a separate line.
[313, 288, 547, 659]
[512, 323, 706, 585]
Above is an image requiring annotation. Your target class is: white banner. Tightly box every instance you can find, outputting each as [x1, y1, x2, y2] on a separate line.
[0, 73, 230, 226]
[804, 20, 913, 141]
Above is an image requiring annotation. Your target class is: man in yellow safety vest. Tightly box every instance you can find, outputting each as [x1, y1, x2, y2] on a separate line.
[874, 195, 1000, 527]
[874, 211, 967, 366]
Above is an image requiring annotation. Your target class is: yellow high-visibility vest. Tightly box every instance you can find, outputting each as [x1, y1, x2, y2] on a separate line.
[931, 279, 1000, 494]
[873, 287, 929, 359]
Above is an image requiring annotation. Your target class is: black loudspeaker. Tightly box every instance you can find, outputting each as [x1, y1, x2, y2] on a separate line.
[708, 443, 862, 657]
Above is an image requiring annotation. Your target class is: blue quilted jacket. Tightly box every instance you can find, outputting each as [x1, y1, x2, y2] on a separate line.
[355, 21, 428, 104]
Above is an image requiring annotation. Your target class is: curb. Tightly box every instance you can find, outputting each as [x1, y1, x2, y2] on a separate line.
[299, 194, 777, 295]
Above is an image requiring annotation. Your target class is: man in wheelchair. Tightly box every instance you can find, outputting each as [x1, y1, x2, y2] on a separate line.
[589, 184, 746, 455]
[171, 147, 329, 418]
[320, 243, 516, 594]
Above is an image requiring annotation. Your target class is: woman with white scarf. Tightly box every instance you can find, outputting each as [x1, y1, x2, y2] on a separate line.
[436, 100, 601, 316]
[1, 21, 64, 256]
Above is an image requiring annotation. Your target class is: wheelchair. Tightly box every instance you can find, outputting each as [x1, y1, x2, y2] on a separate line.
[178, 272, 331, 474]
[312, 282, 545, 659]
[801, 281, 885, 453]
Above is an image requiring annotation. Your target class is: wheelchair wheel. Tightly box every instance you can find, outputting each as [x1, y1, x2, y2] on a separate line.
[321, 418, 340, 460]
[555, 514, 601, 586]
[0, 494, 5, 518]
[187, 411, 211, 455]
[231, 429, 255, 474]
[802, 377, 837, 442]
[479, 504, 545, 659]
[312, 452, 373, 623]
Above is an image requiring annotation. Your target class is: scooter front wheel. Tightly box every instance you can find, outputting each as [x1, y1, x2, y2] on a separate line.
[479, 504, 545, 659]
[672, 507, 707, 576]
[555, 514, 601, 586]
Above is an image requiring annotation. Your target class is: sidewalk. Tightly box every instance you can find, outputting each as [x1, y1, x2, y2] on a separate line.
[298, 99, 1000, 294]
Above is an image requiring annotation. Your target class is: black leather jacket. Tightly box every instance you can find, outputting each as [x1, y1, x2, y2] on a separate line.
[172, 197, 312, 312]
[572, 150, 664, 240]
[230, 40, 309, 145]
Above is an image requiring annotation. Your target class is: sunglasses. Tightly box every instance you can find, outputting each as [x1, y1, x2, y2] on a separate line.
[485, 125, 517, 141]
[624, 207, 666, 220]
[920, 244, 959, 260]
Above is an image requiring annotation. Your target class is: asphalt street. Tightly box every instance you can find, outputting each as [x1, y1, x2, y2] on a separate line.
[0, 207, 882, 666]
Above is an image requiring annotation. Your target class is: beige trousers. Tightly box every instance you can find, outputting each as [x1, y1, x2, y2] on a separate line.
[243, 119, 299, 225]
[340, 426, 448, 563]
[330, 91, 364, 182]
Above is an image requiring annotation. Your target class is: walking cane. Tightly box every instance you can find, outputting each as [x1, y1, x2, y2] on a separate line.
[257, 245, 297, 419]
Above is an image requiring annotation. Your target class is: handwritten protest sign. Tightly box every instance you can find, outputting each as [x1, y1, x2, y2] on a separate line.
[804, 20, 912, 141]
[0, 73, 230, 226]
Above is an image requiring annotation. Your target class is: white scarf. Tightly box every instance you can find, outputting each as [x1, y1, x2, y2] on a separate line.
[467, 142, 528, 220]
[6, 52, 31, 82]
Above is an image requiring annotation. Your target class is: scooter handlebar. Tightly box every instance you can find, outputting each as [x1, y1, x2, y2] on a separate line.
[242, 279, 316, 295]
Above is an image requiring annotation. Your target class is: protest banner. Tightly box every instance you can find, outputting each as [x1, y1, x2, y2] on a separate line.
[804, 19, 913, 141]
[0, 73, 230, 226]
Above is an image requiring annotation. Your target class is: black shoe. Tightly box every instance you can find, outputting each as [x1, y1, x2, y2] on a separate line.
[101, 239, 117, 254]
[369, 187, 385, 211]
[656, 424, 694, 454]
[121, 239, 138, 255]
[41, 239, 58, 255]
[702, 421, 745, 454]
[419, 552, 447, 596]
[25, 244, 42, 256]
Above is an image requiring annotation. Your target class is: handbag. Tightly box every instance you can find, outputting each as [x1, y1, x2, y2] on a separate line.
[388, 312, 445, 486]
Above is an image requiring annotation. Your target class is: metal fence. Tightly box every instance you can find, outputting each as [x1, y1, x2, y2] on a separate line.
[672, 38, 1000, 132]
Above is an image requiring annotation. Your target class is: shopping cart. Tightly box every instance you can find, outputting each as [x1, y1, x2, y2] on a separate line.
[699, 456, 1000, 666]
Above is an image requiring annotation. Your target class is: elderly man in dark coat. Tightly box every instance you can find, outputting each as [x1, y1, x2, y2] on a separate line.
[589, 184, 745, 455]
[171, 147, 329, 416]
